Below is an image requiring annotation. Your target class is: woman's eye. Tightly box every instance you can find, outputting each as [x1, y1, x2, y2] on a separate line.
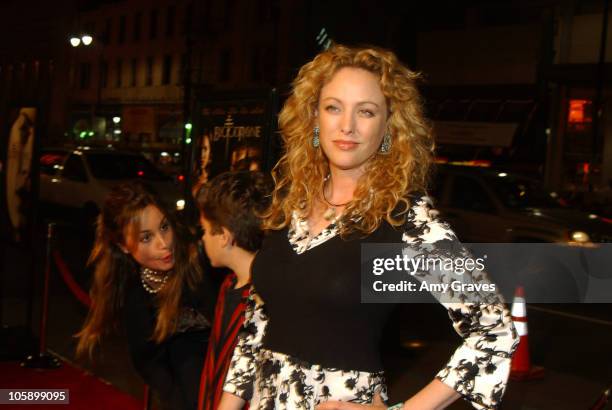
[325, 105, 340, 113]
[140, 234, 151, 243]
[160, 222, 169, 232]
[359, 109, 375, 118]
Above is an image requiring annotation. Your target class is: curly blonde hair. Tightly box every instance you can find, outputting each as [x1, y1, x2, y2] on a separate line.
[264, 44, 434, 235]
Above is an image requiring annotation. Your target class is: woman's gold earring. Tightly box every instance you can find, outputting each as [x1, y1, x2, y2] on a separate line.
[379, 133, 392, 154]
[313, 126, 320, 148]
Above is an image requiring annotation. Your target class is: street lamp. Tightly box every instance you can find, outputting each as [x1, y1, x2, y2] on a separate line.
[68, 32, 104, 141]
[81, 35, 93, 46]
[69, 34, 93, 48]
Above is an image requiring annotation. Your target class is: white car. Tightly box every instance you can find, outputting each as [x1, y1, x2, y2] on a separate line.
[39, 148, 186, 220]
[431, 164, 612, 244]
[431, 164, 612, 302]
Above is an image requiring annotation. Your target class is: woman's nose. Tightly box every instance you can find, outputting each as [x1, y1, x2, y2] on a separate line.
[340, 112, 354, 135]
[156, 234, 169, 249]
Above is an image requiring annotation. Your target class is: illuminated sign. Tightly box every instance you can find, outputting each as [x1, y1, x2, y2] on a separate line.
[568, 99, 592, 132]
[212, 114, 262, 141]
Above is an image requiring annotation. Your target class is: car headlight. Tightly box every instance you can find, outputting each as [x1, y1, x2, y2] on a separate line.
[571, 230, 590, 243]
[176, 199, 185, 211]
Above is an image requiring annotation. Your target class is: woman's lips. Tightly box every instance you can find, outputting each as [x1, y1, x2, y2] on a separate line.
[333, 140, 359, 150]
[161, 254, 173, 264]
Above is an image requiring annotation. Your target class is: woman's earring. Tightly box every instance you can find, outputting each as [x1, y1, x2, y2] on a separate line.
[312, 126, 320, 148]
[379, 132, 392, 154]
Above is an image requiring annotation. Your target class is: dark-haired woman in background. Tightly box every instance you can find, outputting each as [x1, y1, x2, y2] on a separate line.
[76, 182, 215, 410]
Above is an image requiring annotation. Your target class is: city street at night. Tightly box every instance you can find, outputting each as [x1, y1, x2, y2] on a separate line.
[2, 0, 612, 409]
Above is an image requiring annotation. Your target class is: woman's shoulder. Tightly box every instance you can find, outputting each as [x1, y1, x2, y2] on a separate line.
[401, 191, 458, 245]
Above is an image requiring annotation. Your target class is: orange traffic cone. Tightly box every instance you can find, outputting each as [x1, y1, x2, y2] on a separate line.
[510, 286, 545, 381]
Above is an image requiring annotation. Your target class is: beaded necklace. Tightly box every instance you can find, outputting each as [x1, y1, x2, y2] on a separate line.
[140, 266, 171, 294]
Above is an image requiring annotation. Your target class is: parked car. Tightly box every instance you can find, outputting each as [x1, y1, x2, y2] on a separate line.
[429, 164, 612, 302]
[430, 164, 612, 244]
[39, 147, 186, 221]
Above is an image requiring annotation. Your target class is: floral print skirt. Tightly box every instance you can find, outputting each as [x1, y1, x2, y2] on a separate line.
[250, 348, 388, 410]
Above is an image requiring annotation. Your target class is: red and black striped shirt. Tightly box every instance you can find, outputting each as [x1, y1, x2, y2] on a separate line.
[198, 273, 249, 410]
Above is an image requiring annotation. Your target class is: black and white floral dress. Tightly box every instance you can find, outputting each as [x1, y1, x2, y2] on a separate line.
[223, 195, 518, 410]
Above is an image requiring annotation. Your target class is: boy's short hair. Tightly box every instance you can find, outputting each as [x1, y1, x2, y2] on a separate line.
[196, 171, 272, 252]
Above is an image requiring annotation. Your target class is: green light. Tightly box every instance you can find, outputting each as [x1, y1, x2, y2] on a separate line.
[88, 131, 95, 137]
[79, 131, 87, 139]
[184, 123, 192, 131]
[186, 138, 192, 144]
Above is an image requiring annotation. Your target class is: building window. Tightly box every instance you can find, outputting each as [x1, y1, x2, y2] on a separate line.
[162, 55, 172, 85]
[33, 60, 40, 84]
[251, 49, 261, 82]
[182, 3, 193, 36]
[219, 49, 231, 82]
[166, 6, 176, 37]
[118, 15, 126, 44]
[84, 22, 96, 36]
[146, 56, 154, 86]
[178, 53, 187, 85]
[130, 58, 138, 86]
[257, 0, 272, 23]
[99, 61, 108, 88]
[104, 18, 112, 43]
[134, 12, 142, 41]
[79, 62, 91, 89]
[116, 59, 123, 87]
[150, 9, 158, 39]
[223, 0, 236, 29]
[568, 99, 593, 132]
[263, 48, 276, 84]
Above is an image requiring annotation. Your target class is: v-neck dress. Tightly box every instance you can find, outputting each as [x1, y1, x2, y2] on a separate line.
[223, 195, 519, 410]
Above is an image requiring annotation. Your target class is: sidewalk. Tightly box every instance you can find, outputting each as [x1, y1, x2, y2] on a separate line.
[0, 358, 142, 409]
[384, 340, 607, 409]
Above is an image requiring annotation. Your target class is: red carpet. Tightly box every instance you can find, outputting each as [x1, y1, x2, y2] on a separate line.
[0, 359, 142, 409]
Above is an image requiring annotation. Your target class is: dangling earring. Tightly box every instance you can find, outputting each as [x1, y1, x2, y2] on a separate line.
[379, 132, 392, 154]
[312, 126, 320, 148]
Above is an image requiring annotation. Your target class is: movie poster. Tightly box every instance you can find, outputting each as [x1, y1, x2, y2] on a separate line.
[4, 107, 36, 243]
[193, 90, 279, 190]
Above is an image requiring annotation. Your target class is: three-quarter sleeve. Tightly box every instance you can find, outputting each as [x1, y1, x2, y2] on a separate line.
[223, 286, 268, 401]
[402, 195, 519, 410]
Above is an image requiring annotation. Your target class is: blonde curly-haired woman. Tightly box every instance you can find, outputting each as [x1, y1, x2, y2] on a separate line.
[218, 45, 518, 410]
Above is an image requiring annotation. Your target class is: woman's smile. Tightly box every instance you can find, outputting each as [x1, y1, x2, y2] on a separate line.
[332, 140, 360, 150]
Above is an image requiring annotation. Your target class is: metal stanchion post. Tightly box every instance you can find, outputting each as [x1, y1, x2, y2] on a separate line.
[589, 384, 611, 410]
[143, 385, 152, 410]
[21, 222, 61, 369]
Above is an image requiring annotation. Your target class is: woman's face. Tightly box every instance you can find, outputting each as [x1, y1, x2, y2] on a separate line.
[123, 204, 175, 272]
[317, 67, 388, 175]
[200, 135, 211, 167]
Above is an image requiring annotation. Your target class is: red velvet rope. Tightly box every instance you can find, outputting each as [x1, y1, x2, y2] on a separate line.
[53, 250, 153, 408]
[52, 250, 92, 308]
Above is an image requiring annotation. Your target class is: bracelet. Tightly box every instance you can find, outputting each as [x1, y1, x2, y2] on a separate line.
[387, 403, 403, 410]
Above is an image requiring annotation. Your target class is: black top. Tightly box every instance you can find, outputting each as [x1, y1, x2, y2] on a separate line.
[221, 282, 250, 334]
[123, 274, 216, 410]
[252, 221, 402, 372]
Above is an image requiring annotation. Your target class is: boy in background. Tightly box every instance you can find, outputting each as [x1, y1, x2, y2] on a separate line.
[196, 171, 271, 410]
